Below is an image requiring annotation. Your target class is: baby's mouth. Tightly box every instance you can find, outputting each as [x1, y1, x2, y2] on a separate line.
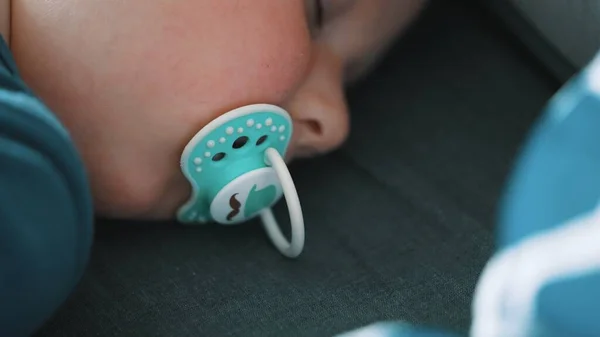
[284, 148, 295, 163]
[285, 144, 322, 162]
[284, 134, 313, 162]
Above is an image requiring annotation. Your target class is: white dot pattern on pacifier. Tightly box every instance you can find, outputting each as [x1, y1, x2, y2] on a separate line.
[271, 126, 277, 132]
[193, 156, 203, 173]
[237, 127, 244, 134]
[246, 119, 254, 127]
[219, 137, 226, 144]
[190, 211, 206, 222]
[226, 127, 234, 135]
[280, 136, 286, 141]
[265, 118, 273, 126]
[256, 123, 263, 129]
[204, 151, 211, 158]
[207, 140, 215, 148]
[279, 126, 285, 132]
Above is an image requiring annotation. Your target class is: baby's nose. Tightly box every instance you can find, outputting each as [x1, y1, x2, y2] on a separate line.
[291, 99, 349, 158]
[286, 47, 350, 158]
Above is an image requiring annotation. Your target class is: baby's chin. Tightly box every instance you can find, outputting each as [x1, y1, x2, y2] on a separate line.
[94, 181, 189, 222]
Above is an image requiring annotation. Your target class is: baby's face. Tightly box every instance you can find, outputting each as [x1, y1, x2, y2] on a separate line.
[12, 0, 425, 219]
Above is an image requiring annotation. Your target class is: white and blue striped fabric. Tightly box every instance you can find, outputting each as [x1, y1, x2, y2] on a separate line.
[336, 50, 600, 337]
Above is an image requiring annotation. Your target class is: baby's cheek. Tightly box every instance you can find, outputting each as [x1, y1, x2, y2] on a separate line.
[105, 6, 311, 218]
[136, 2, 311, 118]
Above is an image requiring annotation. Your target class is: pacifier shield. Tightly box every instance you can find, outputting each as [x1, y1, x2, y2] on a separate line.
[210, 167, 283, 224]
[178, 104, 292, 224]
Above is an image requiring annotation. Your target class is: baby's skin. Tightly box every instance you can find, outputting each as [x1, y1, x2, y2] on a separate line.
[2, 0, 426, 219]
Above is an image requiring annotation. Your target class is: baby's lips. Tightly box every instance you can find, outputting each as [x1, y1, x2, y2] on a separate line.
[283, 133, 299, 162]
[281, 132, 321, 162]
[284, 147, 295, 163]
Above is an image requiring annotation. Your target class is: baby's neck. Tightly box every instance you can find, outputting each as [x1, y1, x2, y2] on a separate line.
[1, 0, 10, 44]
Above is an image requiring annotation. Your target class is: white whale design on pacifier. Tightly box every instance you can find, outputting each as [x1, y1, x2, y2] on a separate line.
[177, 104, 304, 258]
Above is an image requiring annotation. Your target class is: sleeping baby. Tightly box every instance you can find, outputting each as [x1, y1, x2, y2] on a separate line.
[3, 0, 426, 220]
[0, 1, 428, 334]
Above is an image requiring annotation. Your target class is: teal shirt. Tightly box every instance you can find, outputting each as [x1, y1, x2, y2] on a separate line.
[0, 38, 94, 337]
[335, 50, 600, 337]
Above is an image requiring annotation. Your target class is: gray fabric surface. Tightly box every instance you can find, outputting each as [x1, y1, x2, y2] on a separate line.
[510, 0, 600, 68]
[34, 1, 559, 337]
[478, 0, 578, 82]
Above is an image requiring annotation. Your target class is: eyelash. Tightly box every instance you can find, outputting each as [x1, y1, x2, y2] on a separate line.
[315, 0, 324, 29]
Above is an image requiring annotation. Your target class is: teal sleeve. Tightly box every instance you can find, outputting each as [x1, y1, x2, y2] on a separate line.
[0, 38, 94, 337]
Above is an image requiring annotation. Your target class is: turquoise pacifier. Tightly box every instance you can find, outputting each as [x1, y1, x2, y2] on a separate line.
[177, 104, 305, 258]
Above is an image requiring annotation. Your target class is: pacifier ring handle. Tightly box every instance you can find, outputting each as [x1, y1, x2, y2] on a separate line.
[261, 147, 305, 258]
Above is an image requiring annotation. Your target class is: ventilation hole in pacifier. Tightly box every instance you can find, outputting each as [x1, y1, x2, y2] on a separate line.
[232, 136, 249, 149]
[212, 152, 226, 162]
[256, 135, 268, 146]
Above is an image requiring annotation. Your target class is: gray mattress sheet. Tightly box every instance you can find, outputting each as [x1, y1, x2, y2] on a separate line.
[35, 1, 559, 336]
